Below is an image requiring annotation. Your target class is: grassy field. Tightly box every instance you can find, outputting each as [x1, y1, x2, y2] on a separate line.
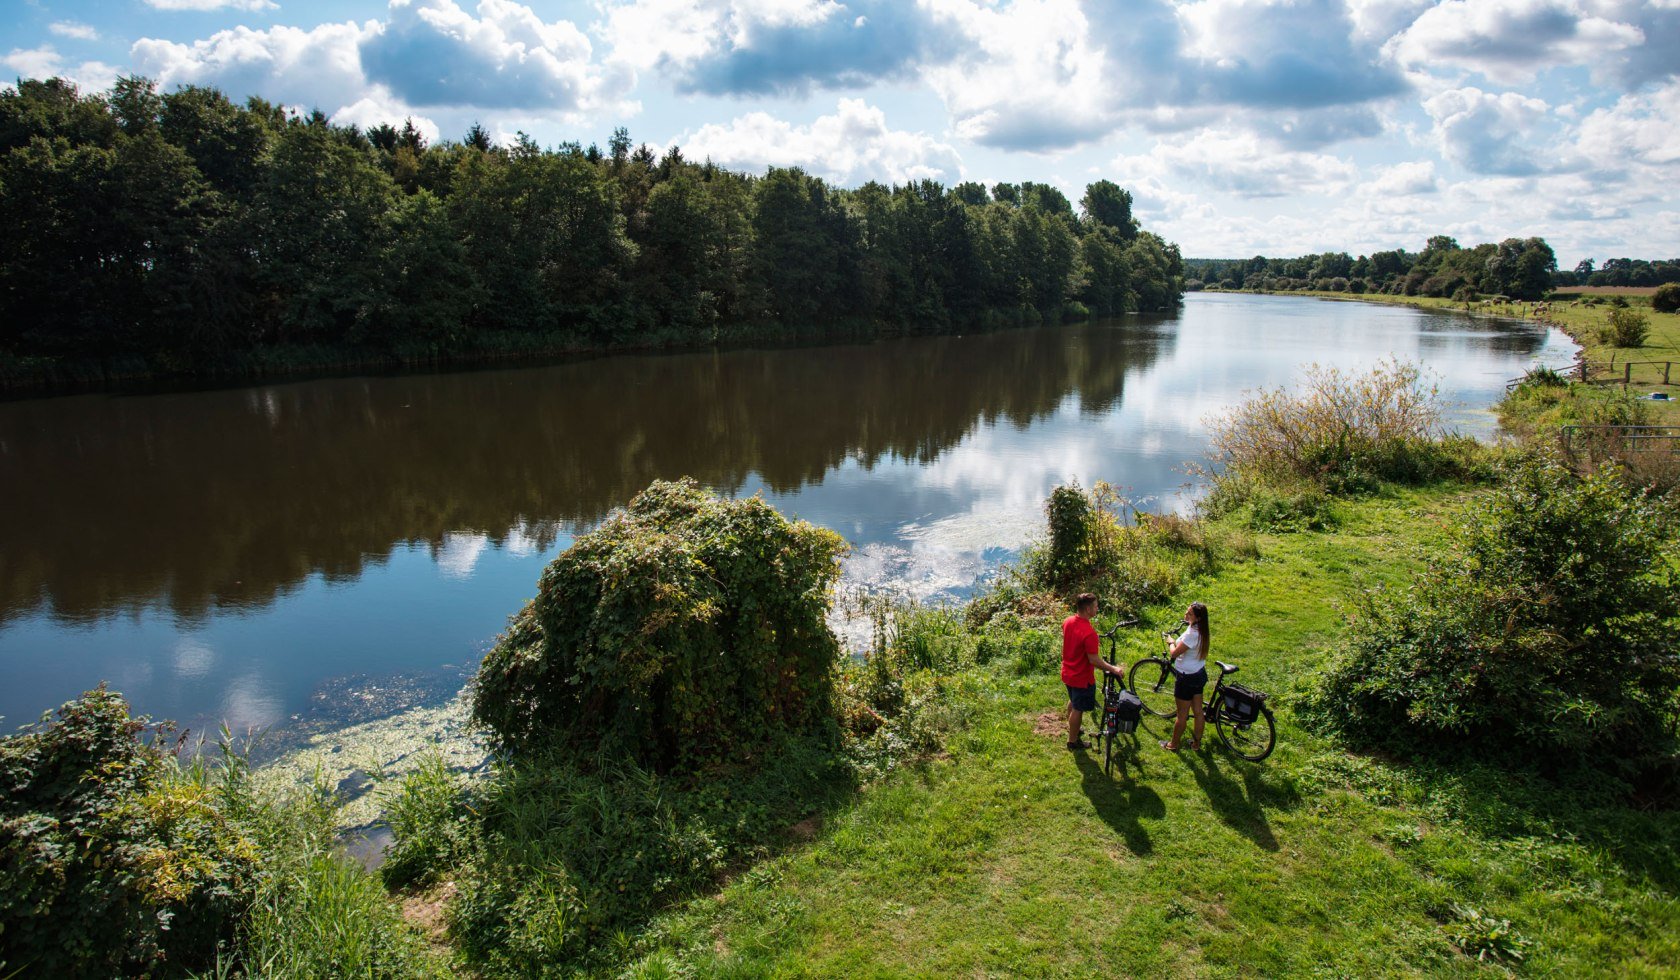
[616, 485, 1679, 977]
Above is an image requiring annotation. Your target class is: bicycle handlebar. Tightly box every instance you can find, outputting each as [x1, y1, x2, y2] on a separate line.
[1100, 617, 1140, 638]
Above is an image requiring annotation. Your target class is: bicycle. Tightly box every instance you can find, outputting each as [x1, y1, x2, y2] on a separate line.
[1094, 619, 1144, 776]
[1126, 632, 1276, 762]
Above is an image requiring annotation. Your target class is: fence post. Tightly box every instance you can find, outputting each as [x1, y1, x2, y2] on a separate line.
[1625, 363, 1632, 387]
[1666, 362, 1672, 386]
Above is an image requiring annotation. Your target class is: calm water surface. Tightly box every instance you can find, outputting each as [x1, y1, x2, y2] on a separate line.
[0, 294, 1574, 735]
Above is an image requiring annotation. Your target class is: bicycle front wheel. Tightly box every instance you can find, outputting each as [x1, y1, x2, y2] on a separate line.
[1214, 701, 1276, 762]
[1104, 731, 1113, 776]
[1127, 658, 1177, 718]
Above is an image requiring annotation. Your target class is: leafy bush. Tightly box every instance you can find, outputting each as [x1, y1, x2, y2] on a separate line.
[1308, 458, 1680, 786]
[472, 479, 848, 769]
[1654, 282, 1680, 314]
[1600, 307, 1650, 347]
[0, 687, 257, 977]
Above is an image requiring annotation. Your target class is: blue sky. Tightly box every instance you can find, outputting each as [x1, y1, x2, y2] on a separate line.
[5, 0, 1678, 264]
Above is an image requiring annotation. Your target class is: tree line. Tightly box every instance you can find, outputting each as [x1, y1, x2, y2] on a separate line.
[0, 77, 1183, 380]
[1185, 235, 1560, 301]
[1554, 257, 1680, 289]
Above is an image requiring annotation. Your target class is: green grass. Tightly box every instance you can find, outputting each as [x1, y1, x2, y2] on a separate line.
[614, 485, 1679, 977]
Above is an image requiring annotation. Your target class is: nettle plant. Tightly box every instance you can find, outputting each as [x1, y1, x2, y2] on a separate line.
[473, 479, 848, 771]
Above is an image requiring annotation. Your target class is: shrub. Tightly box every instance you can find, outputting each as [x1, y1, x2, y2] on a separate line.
[0, 687, 258, 977]
[472, 479, 847, 769]
[1347, 278, 1368, 294]
[1600, 307, 1650, 347]
[1654, 282, 1680, 313]
[1308, 458, 1680, 786]
[1206, 360, 1446, 493]
[1451, 285, 1477, 302]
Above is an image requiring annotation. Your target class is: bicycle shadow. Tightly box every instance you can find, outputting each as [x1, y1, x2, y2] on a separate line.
[1075, 739, 1164, 856]
[1178, 742, 1293, 852]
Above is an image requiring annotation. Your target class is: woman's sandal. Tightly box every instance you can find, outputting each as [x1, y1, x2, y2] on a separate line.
[1159, 740, 1179, 751]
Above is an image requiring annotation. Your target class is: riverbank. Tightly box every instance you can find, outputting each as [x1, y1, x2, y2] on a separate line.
[0, 314, 958, 397]
[232, 477, 1673, 976]
[1210, 286, 1680, 419]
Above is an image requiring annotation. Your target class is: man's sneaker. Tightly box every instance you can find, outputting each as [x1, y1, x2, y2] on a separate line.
[1066, 739, 1091, 751]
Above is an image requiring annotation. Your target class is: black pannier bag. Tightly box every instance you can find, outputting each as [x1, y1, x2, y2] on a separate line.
[1111, 690, 1143, 734]
[1221, 682, 1266, 724]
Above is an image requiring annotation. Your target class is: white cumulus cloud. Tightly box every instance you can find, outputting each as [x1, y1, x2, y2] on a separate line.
[145, 0, 280, 11]
[132, 21, 373, 111]
[2, 46, 120, 92]
[48, 22, 100, 41]
[680, 98, 962, 184]
[1424, 86, 1557, 175]
[1116, 130, 1360, 199]
[1389, 0, 1649, 86]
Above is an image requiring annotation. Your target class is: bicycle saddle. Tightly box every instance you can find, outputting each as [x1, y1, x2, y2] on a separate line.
[1216, 661, 1237, 675]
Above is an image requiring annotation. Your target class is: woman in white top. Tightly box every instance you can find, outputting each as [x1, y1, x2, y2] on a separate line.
[1161, 601, 1210, 751]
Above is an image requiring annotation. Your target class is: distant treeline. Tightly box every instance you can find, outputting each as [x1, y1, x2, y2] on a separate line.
[0, 77, 1183, 384]
[1554, 256, 1680, 289]
[1184, 236, 1561, 301]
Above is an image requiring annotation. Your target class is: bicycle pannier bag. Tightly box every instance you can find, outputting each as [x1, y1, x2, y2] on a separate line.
[1113, 691, 1143, 734]
[1221, 683, 1264, 723]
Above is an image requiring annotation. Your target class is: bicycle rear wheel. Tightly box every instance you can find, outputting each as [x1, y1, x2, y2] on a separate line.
[1104, 731, 1113, 775]
[1127, 658, 1176, 718]
[1213, 700, 1276, 762]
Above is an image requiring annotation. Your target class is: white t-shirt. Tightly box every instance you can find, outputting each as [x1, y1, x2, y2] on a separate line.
[1174, 627, 1206, 674]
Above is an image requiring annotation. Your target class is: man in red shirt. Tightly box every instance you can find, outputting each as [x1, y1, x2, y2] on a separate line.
[1062, 592, 1126, 751]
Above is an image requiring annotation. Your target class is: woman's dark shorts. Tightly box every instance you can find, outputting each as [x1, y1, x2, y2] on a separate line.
[1066, 684, 1096, 712]
[1174, 668, 1208, 701]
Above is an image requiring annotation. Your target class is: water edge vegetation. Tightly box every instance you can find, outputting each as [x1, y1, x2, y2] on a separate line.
[4, 359, 1676, 976]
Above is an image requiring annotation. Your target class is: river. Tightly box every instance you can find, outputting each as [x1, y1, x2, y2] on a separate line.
[0, 293, 1575, 737]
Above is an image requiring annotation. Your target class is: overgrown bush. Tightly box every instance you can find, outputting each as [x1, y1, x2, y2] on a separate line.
[1206, 360, 1450, 495]
[0, 687, 256, 977]
[0, 688, 437, 978]
[1307, 457, 1680, 787]
[1600, 307, 1650, 347]
[1654, 282, 1680, 314]
[472, 479, 848, 769]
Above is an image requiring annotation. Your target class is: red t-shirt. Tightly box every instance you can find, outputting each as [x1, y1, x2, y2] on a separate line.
[1060, 614, 1099, 687]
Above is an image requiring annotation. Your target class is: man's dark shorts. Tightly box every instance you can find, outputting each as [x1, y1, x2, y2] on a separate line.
[1066, 684, 1096, 712]
[1174, 668, 1208, 701]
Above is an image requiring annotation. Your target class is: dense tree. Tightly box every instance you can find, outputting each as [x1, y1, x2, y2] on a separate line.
[0, 75, 1183, 381]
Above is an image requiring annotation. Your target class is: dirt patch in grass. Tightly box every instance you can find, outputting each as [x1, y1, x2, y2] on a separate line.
[400, 880, 457, 950]
[1032, 709, 1069, 740]
[789, 816, 823, 841]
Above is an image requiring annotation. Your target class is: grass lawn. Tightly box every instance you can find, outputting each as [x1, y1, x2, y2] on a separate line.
[621, 486, 1679, 977]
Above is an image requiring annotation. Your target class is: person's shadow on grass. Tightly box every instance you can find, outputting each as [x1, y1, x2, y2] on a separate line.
[1178, 742, 1292, 852]
[1075, 736, 1164, 856]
